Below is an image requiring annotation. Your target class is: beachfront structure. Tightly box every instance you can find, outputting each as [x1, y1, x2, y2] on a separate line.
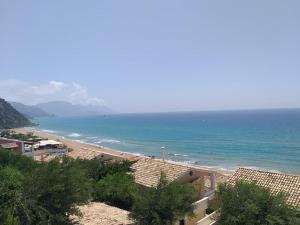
[228, 168, 300, 208]
[34, 139, 66, 156]
[131, 158, 216, 198]
[131, 158, 217, 225]
[0, 137, 34, 156]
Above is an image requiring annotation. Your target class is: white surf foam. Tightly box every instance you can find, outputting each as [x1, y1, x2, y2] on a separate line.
[96, 139, 121, 144]
[68, 133, 81, 138]
[42, 129, 56, 133]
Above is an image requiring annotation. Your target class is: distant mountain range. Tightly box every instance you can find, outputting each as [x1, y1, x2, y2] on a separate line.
[10, 102, 51, 119]
[10, 101, 114, 118]
[0, 98, 32, 128]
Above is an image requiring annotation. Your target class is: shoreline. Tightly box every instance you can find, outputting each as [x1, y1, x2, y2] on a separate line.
[12, 127, 233, 180]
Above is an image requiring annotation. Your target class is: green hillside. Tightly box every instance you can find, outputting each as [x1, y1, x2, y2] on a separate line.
[0, 98, 32, 128]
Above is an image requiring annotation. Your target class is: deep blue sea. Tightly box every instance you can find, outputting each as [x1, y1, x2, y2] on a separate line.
[34, 109, 300, 174]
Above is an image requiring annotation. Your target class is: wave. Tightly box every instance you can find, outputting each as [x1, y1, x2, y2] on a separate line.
[41, 129, 56, 133]
[68, 133, 81, 138]
[95, 139, 121, 144]
[168, 153, 189, 157]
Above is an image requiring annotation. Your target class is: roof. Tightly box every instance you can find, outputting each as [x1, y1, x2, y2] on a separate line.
[131, 158, 191, 187]
[72, 202, 132, 225]
[38, 140, 62, 146]
[0, 143, 19, 149]
[228, 168, 300, 207]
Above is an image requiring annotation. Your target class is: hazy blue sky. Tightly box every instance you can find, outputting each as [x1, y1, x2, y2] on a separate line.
[0, 0, 299, 113]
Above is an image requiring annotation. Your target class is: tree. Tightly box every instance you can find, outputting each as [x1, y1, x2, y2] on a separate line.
[25, 157, 91, 225]
[94, 173, 138, 210]
[0, 167, 33, 225]
[0, 150, 92, 225]
[218, 181, 300, 225]
[130, 173, 196, 225]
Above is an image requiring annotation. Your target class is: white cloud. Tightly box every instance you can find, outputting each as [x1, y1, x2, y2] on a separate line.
[68, 82, 106, 106]
[0, 79, 106, 106]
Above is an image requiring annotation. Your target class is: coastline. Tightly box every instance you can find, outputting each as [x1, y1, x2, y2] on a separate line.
[12, 127, 233, 182]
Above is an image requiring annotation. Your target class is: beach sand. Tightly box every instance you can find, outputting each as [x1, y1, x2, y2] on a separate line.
[13, 127, 232, 183]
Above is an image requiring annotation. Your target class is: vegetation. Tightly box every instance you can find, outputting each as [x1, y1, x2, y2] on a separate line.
[218, 181, 300, 225]
[0, 149, 197, 225]
[0, 150, 90, 225]
[0, 130, 37, 141]
[130, 173, 196, 225]
[94, 173, 138, 210]
[0, 98, 32, 129]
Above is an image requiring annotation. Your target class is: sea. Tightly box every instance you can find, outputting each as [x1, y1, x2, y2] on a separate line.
[34, 109, 300, 175]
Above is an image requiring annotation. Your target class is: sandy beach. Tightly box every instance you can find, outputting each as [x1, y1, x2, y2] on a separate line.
[13, 127, 232, 183]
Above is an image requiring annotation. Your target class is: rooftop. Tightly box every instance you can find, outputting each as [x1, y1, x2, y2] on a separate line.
[72, 202, 132, 225]
[131, 158, 191, 187]
[38, 140, 62, 146]
[228, 168, 300, 207]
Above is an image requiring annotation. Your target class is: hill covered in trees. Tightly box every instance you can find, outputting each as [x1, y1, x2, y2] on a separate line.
[0, 98, 32, 128]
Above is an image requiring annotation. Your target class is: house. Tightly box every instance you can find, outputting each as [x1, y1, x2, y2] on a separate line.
[131, 158, 217, 225]
[227, 168, 300, 208]
[0, 137, 24, 153]
[0, 137, 34, 157]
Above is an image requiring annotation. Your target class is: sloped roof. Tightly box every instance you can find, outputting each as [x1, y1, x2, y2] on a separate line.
[72, 202, 132, 225]
[131, 158, 191, 187]
[228, 168, 300, 207]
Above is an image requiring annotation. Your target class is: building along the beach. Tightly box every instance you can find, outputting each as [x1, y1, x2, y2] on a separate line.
[131, 158, 217, 225]
[0, 137, 34, 156]
[228, 168, 300, 208]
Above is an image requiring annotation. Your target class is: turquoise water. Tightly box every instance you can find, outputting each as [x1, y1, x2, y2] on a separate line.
[35, 109, 300, 174]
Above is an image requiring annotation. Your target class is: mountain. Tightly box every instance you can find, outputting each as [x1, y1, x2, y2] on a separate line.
[9, 102, 51, 119]
[0, 98, 32, 129]
[36, 101, 114, 117]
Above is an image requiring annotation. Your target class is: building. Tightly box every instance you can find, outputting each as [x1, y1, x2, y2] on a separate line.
[34, 139, 66, 156]
[131, 158, 217, 225]
[0, 137, 24, 153]
[0, 137, 34, 156]
[228, 168, 300, 208]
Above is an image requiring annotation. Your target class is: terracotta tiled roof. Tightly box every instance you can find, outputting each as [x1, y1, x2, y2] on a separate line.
[72, 202, 132, 225]
[131, 158, 191, 187]
[228, 168, 300, 207]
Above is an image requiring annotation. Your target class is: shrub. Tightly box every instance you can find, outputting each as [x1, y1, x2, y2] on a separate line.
[94, 173, 138, 210]
[24, 157, 91, 225]
[218, 181, 300, 225]
[0, 149, 92, 225]
[130, 173, 196, 225]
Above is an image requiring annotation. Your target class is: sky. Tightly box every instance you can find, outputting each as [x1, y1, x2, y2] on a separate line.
[0, 0, 299, 113]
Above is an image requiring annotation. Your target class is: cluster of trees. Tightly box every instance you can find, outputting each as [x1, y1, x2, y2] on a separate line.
[0, 149, 196, 225]
[217, 182, 300, 225]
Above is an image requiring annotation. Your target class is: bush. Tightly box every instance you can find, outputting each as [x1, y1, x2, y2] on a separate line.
[94, 173, 138, 210]
[218, 181, 300, 225]
[0, 149, 91, 225]
[0, 167, 28, 225]
[130, 173, 196, 225]
[25, 157, 91, 225]
[69, 158, 134, 181]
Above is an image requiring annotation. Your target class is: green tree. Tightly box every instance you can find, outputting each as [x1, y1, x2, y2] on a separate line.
[94, 173, 138, 210]
[218, 181, 300, 225]
[25, 157, 91, 225]
[130, 173, 196, 225]
[0, 167, 32, 225]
